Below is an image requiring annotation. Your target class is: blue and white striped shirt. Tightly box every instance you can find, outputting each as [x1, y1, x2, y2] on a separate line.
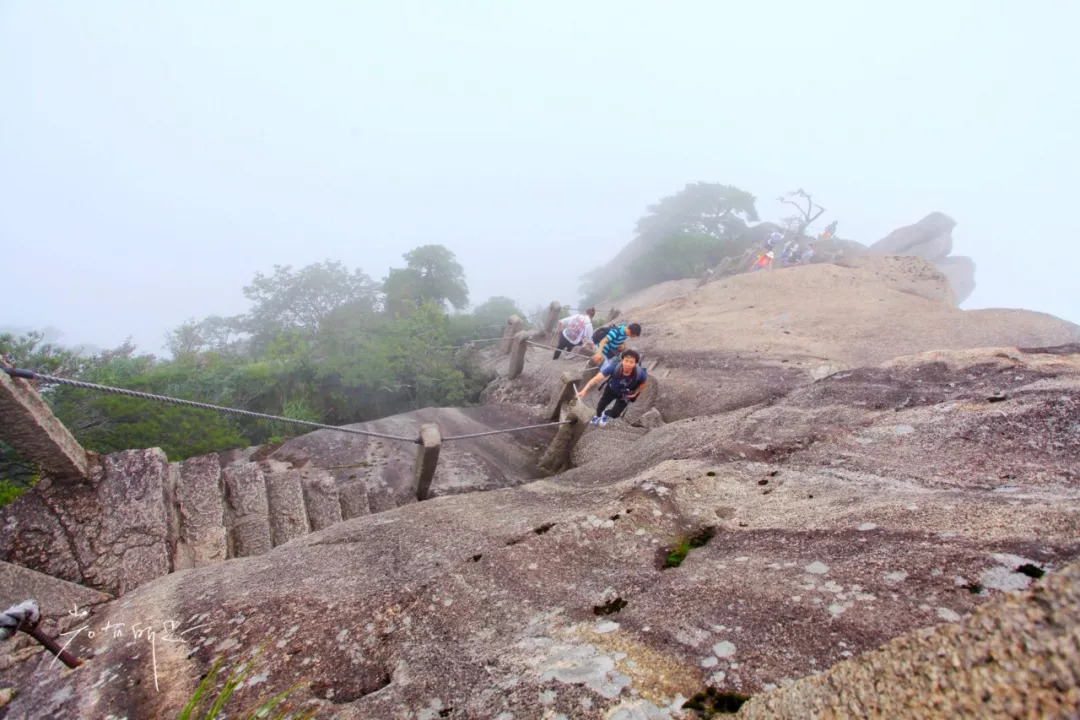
[601, 325, 628, 358]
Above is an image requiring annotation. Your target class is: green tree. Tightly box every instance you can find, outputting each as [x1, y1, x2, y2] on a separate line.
[445, 296, 527, 344]
[635, 182, 759, 246]
[383, 245, 469, 315]
[243, 261, 378, 344]
[623, 234, 733, 288]
[165, 315, 246, 359]
[579, 182, 759, 305]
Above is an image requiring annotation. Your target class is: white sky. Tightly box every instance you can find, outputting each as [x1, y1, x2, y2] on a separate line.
[1, 1, 1077, 352]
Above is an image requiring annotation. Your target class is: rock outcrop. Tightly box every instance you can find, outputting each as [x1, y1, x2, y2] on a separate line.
[867, 211, 977, 303]
[2, 254, 1079, 718]
[3, 345, 1078, 718]
[739, 554, 1080, 718]
[484, 256, 1080, 422]
[0, 405, 559, 595]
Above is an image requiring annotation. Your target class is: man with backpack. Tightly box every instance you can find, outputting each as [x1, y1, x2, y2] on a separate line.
[575, 349, 648, 426]
[591, 322, 642, 373]
[553, 307, 596, 359]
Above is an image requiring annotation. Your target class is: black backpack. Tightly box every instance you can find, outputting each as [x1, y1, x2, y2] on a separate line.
[591, 324, 614, 345]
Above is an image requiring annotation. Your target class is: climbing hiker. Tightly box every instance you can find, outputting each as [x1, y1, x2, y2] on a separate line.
[751, 250, 774, 271]
[576, 349, 648, 426]
[765, 230, 784, 249]
[591, 322, 642, 373]
[818, 220, 838, 241]
[553, 307, 596, 359]
[780, 239, 800, 263]
[800, 244, 816, 264]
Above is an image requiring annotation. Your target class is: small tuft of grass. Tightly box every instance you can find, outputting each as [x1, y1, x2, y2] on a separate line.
[706, 471, 716, 477]
[533, 523, 555, 535]
[1016, 563, 1045, 579]
[177, 646, 314, 720]
[664, 536, 692, 568]
[471, 554, 482, 562]
[682, 687, 750, 716]
[961, 582, 984, 594]
[663, 527, 715, 569]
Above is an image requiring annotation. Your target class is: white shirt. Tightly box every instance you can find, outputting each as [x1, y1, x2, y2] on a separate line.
[560, 314, 594, 345]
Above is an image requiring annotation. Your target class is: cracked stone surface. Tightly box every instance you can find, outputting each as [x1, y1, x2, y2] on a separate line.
[2, 255, 1079, 718]
[0, 448, 170, 595]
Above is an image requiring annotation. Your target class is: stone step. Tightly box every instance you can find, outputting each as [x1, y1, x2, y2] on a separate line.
[337, 480, 371, 521]
[301, 469, 343, 532]
[172, 454, 227, 570]
[261, 461, 309, 547]
[222, 463, 272, 558]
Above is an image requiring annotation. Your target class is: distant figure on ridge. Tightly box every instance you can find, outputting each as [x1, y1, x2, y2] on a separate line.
[751, 250, 774, 271]
[591, 322, 642, 373]
[553, 307, 596, 359]
[818, 220, 838, 241]
[576, 349, 648, 427]
[780, 238, 801, 263]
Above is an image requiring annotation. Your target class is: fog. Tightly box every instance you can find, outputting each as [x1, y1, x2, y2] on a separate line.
[1, 1, 1077, 353]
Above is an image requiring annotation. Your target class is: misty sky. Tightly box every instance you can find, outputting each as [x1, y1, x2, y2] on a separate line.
[2, 1, 1077, 354]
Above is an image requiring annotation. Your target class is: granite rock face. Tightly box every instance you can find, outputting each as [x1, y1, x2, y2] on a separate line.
[867, 212, 976, 303]
[3, 346, 1078, 719]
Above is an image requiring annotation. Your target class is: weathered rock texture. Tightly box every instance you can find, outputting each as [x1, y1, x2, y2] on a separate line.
[1, 405, 559, 595]
[0, 449, 171, 596]
[2, 253, 1079, 718]
[867, 211, 976, 303]
[739, 557, 1080, 718]
[3, 345, 1078, 719]
[484, 256, 1079, 423]
[0, 369, 89, 481]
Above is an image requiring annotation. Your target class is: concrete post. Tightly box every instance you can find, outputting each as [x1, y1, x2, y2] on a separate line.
[541, 302, 562, 334]
[507, 331, 532, 380]
[537, 402, 592, 476]
[499, 315, 524, 355]
[0, 369, 89, 481]
[545, 368, 600, 421]
[413, 424, 442, 501]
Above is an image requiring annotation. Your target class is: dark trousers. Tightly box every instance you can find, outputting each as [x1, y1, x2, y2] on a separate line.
[553, 333, 578, 359]
[596, 385, 629, 419]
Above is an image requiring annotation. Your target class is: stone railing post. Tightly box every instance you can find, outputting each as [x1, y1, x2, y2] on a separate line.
[545, 367, 600, 421]
[413, 424, 442, 501]
[0, 369, 89, 481]
[507, 331, 532, 380]
[499, 315, 524, 355]
[541, 302, 562, 335]
[537, 402, 592, 476]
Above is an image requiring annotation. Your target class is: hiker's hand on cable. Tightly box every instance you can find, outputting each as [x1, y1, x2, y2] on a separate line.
[592, 353, 603, 364]
[576, 389, 587, 399]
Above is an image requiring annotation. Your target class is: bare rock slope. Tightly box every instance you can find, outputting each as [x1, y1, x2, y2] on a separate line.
[0, 404, 558, 596]
[484, 256, 1079, 423]
[3, 254, 1080, 718]
[4, 344, 1078, 719]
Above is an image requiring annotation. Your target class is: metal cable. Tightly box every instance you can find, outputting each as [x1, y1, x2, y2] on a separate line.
[442, 419, 572, 441]
[523, 339, 591, 361]
[431, 336, 507, 350]
[2, 367, 421, 443]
